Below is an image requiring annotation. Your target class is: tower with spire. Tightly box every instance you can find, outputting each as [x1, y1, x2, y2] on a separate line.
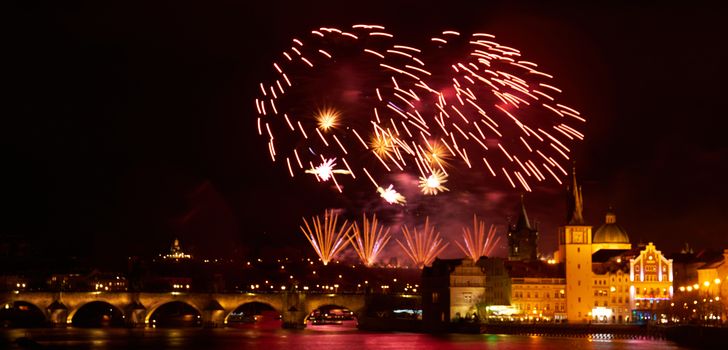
[507, 194, 539, 262]
[557, 165, 594, 323]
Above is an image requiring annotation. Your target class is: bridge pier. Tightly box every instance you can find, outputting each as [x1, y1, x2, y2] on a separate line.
[281, 292, 307, 329]
[48, 300, 69, 327]
[202, 300, 226, 328]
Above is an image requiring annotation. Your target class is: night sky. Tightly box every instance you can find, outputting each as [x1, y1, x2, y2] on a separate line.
[6, 1, 728, 263]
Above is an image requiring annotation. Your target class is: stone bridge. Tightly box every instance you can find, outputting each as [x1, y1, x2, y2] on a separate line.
[1, 291, 366, 328]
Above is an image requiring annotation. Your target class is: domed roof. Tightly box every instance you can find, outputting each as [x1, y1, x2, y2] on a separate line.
[593, 210, 630, 244]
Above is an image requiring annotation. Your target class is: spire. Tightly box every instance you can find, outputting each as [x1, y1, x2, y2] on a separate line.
[515, 194, 532, 231]
[567, 164, 584, 225]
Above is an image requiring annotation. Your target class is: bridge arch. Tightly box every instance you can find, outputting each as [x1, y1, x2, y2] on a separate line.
[69, 300, 125, 327]
[0, 301, 47, 327]
[146, 300, 202, 327]
[225, 301, 281, 326]
[306, 295, 366, 316]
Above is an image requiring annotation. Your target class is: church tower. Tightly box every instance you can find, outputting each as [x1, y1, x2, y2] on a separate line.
[508, 195, 539, 262]
[558, 167, 594, 322]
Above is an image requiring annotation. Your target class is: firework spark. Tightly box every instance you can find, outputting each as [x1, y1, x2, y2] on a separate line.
[418, 169, 449, 195]
[305, 158, 351, 181]
[348, 213, 392, 266]
[299, 209, 353, 266]
[396, 217, 449, 268]
[377, 185, 406, 205]
[455, 215, 501, 261]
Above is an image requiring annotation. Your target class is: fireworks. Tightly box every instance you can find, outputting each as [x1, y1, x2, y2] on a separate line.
[455, 215, 501, 261]
[299, 209, 353, 266]
[396, 217, 449, 268]
[377, 185, 406, 205]
[418, 169, 449, 195]
[348, 214, 392, 266]
[256, 25, 584, 198]
[316, 107, 340, 131]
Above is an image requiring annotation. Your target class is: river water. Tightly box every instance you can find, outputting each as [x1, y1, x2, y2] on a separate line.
[1, 327, 690, 350]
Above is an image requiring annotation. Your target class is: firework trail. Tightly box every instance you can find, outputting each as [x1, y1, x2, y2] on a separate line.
[455, 214, 501, 261]
[396, 217, 449, 268]
[348, 213, 392, 266]
[299, 209, 353, 265]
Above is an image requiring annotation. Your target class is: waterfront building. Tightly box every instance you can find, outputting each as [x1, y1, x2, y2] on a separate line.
[629, 243, 673, 321]
[556, 168, 673, 323]
[508, 261, 566, 321]
[422, 257, 511, 328]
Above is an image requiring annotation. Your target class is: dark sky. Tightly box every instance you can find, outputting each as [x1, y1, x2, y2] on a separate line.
[6, 0, 728, 263]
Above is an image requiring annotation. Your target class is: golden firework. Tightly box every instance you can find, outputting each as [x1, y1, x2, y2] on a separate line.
[418, 169, 449, 195]
[455, 214, 501, 261]
[396, 217, 449, 268]
[348, 214, 392, 266]
[316, 107, 340, 131]
[300, 209, 353, 266]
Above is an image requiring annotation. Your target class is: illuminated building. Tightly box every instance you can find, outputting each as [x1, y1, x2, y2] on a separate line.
[162, 238, 192, 260]
[672, 249, 727, 322]
[508, 261, 566, 321]
[592, 209, 632, 253]
[558, 168, 594, 322]
[629, 243, 673, 321]
[508, 195, 539, 262]
[591, 250, 631, 323]
[556, 168, 673, 323]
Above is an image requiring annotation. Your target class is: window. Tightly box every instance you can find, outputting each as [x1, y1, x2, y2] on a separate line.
[578, 280, 581, 286]
[577, 264, 581, 269]
[578, 297, 581, 302]
[578, 247, 581, 253]
[432, 292, 439, 303]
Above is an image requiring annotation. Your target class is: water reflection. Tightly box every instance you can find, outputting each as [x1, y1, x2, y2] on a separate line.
[1, 328, 691, 350]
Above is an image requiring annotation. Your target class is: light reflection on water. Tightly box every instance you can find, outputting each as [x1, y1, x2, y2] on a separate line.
[0, 328, 690, 350]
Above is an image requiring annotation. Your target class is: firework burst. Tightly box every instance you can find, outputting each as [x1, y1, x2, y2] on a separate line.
[418, 169, 449, 195]
[396, 217, 449, 268]
[455, 214, 501, 261]
[316, 107, 340, 131]
[348, 213, 392, 266]
[300, 209, 353, 266]
[418, 30, 585, 192]
[256, 26, 585, 198]
[377, 185, 406, 205]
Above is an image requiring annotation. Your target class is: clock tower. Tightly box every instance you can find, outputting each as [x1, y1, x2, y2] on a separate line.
[558, 167, 594, 323]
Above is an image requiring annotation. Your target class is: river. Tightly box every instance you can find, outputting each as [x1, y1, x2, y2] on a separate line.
[1, 327, 691, 350]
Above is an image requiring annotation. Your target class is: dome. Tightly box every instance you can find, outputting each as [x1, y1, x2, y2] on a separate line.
[593, 210, 630, 244]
